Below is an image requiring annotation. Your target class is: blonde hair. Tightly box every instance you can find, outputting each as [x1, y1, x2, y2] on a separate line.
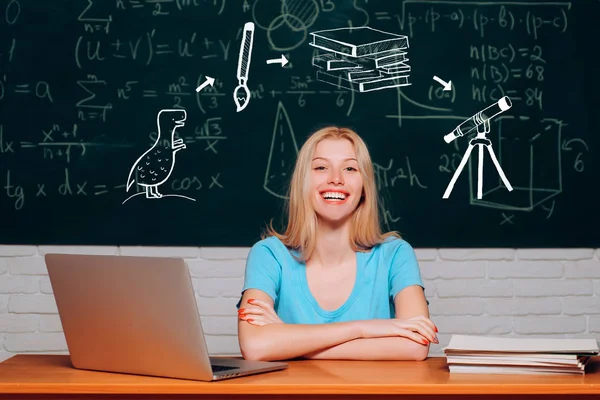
[263, 126, 400, 262]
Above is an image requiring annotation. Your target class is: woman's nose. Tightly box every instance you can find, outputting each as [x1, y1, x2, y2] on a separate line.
[328, 172, 344, 184]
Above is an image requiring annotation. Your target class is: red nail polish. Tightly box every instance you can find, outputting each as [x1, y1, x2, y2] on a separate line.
[239, 314, 246, 318]
[238, 308, 245, 313]
[247, 318, 253, 322]
[248, 299, 255, 303]
[435, 326, 438, 332]
[422, 339, 428, 345]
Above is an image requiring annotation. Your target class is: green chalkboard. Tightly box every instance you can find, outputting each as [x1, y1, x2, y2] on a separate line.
[0, 0, 598, 247]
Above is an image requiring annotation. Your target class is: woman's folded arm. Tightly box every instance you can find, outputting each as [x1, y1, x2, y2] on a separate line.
[302, 336, 429, 361]
[238, 289, 362, 361]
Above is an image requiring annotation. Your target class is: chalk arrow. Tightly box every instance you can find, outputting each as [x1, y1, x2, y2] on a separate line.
[433, 75, 452, 91]
[195, 76, 215, 92]
[266, 55, 288, 67]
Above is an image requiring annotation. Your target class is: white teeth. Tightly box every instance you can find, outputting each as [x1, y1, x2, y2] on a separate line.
[321, 191, 347, 200]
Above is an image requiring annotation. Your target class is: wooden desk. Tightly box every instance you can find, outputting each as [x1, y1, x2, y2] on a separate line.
[0, 354, 598, 400]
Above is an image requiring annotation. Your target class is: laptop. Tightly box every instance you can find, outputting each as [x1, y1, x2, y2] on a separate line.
[44, 253, 288, 381]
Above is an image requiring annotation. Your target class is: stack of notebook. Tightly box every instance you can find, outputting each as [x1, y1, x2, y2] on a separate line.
[444, 335, 599, 375]
[309, 26, 411, 92]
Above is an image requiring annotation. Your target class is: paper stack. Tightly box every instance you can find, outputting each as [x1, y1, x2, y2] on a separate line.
[444, 334, 599, 375]
[309, 26, 411, 92]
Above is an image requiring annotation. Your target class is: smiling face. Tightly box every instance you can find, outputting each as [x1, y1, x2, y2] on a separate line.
[309, 138, 364, 226]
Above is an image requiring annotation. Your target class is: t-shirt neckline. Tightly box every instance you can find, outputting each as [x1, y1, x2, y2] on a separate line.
[298, 251, 364, 319]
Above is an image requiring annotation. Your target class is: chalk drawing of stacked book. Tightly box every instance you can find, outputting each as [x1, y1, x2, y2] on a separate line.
[309, 26, 411, 92]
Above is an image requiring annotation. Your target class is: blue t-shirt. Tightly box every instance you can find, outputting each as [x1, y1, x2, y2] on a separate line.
[236, 236, 427, 324]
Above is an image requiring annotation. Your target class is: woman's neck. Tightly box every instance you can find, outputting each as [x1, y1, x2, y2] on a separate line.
[309, 219, 355, 268]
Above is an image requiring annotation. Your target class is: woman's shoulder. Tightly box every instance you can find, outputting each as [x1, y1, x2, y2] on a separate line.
[249, 235, 295, 259]
[251, 235, 284, 249]
[379, 234, 412, 248]
[370, 235, 416, 259]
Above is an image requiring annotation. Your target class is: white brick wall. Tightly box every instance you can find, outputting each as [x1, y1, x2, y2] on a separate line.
[0, 246, 599, 363]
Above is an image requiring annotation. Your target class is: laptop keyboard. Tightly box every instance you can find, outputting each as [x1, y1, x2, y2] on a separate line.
[212, 365, 239, 372]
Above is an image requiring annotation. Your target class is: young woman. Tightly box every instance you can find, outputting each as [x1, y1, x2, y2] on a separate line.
[236, 126, 437, 362]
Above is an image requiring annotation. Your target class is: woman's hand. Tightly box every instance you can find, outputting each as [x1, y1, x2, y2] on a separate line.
[356, 316, 438, 345]
[238, 298, 284, 326]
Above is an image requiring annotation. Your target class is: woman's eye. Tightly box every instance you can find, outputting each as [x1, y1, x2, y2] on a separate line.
[345, 167, 357, 171]
[314, 166, 326, 170]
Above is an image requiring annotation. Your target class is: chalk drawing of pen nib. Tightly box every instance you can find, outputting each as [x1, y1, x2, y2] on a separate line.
[233, 22, 255, 112]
